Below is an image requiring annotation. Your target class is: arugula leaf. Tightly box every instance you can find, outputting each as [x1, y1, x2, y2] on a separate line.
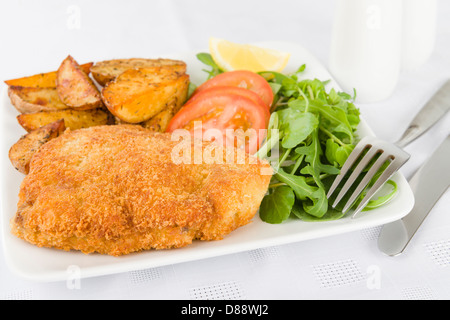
[325, 139, 354, 167]
[302, 187, 328, 218]
[362, 180, 398, 211]
[259, 71, 290, 84]
[259, 186, 295, 224]
[268, 82, 282, 97]
[291, 202, 346, 222]
[295, 129, 340, 177]
[275, 169, 328, 218]
[277, 110, 318, 149]
[275, 168, 317, 201]
[196, 53, 223, 79]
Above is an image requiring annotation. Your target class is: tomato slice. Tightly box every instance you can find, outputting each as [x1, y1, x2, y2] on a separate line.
[193, 70, 274, 107]
[186, 86, 269, 112]
[166, 92, 269, 154]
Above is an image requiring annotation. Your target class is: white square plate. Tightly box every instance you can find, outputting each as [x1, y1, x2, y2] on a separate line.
[0, 41, 415, 282]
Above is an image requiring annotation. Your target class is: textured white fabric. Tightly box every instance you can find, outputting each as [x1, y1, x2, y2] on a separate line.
[0, 0, 449, 300]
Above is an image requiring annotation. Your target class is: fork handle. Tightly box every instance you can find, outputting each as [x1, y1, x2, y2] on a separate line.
[395, 79, 450, 148]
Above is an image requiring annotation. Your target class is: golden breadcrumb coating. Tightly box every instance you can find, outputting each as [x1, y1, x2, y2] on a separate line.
[11, 125, 271, 256]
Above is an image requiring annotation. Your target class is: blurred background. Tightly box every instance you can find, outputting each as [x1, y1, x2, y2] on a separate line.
[1, 0, 449, 176]
[1, 0, 447, 79]
[0, 0, 339, 69]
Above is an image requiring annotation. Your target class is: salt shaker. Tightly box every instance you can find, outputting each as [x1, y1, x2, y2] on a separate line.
[329, 0, 403, 103]
[402, 0, 437, 71]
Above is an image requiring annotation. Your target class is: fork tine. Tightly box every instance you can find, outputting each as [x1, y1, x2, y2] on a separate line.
[331, 146, 381, 208]
[351, 155, 410, 219]
[327, 135, 410, 218]
[326, 136, 373, 198]
[340, 153, 392, 214]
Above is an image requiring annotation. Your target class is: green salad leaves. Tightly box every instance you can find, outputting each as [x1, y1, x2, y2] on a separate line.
[196, 53, 224, 80]
[256, 66, 397, 223]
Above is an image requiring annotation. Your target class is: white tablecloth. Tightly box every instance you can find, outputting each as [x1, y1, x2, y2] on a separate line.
[0, 0, 449, 300]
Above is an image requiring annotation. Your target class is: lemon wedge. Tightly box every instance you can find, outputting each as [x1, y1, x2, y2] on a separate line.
[209, 37, 291, 73]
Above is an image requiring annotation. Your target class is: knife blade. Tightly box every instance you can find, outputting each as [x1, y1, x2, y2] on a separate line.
[378, 135, 450, 256]
[395, 79, 450, 148]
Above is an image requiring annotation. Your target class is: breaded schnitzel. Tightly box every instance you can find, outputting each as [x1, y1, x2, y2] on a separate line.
[11, 125, 271, 256]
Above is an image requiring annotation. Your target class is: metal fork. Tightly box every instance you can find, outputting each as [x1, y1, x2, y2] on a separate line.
[327, 79, 450, 219]
[326, 136, 410, 219]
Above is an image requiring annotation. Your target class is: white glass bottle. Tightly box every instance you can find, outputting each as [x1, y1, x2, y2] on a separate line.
[402, 0, 437, 71]
[329, 0, 403, 103]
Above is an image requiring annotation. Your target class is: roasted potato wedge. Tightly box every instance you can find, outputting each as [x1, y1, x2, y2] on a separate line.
[102, 67, 189, 124]
[141, 107, 174, 132]
[17, 108, 113, 132]
[141, 84, 188, 132]
[9, 119, 66, 174]
[8, 86, 69, 114]
[91, 58, 186, 86]
[114, 108, 174, 132]
[4, 63, 93, 88]
[56, 55, 103, 110]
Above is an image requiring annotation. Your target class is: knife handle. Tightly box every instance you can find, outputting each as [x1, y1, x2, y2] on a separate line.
[395, 79, 450, 148]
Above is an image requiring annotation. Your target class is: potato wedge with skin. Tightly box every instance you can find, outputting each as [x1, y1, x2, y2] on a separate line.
[4, 63, 93, 88]
[9, 119, 66, 174]
[8, 86, 69, 114]
[102, 67, 190, 123]
[114, 108, 175, 132]
[17, 108, 113, 132]
[141, 83, 189, 132]
[141, 107, 175, 132]
[91, 58, 186, 86]
[56, 56, 103, 110]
